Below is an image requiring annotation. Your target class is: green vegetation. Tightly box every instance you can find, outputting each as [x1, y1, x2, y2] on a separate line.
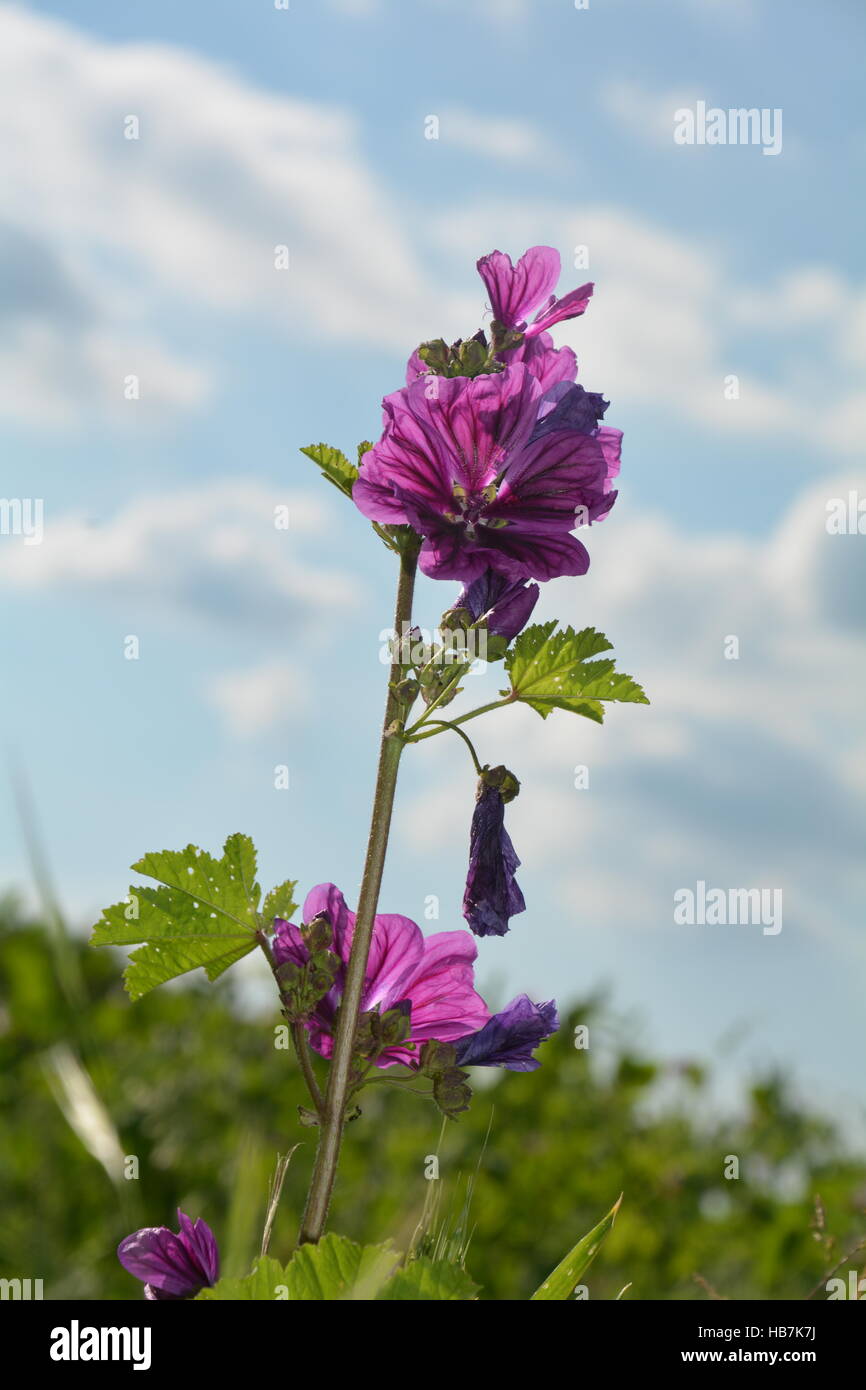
[1, 897, 863, 1301]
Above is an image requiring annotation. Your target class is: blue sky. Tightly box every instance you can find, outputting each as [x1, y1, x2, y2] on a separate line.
[1, 0, 864, 1134]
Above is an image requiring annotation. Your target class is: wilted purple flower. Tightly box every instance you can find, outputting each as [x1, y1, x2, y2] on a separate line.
[463, 769, 525, 937]
[447, 568, 539, 641]
[454, 994, 559, 1071]
[353, 363, 616, 583]
[273, 884, 490, 1068]
[117, 1210, 219, 1300]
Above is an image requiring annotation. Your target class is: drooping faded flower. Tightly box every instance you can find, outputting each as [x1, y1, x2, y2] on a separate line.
[463, 766, 525, 937]
[117, 1210, 219, 1300]
[454, 994, 559, 1071]
[353, 362, 617, 583]
[272, 884, 490, 1068]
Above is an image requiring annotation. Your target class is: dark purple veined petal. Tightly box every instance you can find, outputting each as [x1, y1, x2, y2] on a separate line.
[533, 381, 609, 439]
[463, 784, 526, 937]
[454, 995, 559, 1070]
[451, 569, 540, 640]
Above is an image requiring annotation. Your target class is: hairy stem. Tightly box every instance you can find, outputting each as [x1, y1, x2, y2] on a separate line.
[292, 1023, 324, 1115]
[298, 540, 419, 1243]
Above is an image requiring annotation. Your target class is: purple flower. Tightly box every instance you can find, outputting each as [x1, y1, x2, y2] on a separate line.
[448, 568, 539, 641]
[353, 363, 616, 583]
[117, 1210, 219, 1300]
[478, 245, 593, 388]
[272, 884, 490, 1068]
[463, 771, 526, 937]
[477, 246, 593, 339]
[454, 994, 559, 1071]
[533, 380, 622, 500]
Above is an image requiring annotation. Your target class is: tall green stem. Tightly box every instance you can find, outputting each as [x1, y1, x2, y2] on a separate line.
[298, 540, 419, 1243]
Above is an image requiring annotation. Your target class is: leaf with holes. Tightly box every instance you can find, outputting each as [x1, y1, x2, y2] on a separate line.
[262, 879, 298, 925]
[90, 832, 263, 1000]
[505, 622, 648, 723]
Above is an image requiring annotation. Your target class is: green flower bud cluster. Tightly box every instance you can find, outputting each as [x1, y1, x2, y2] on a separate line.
[419, 1040, 472, 1119]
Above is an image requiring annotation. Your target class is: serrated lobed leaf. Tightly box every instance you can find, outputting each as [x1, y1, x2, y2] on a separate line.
[300, 442, 358, 499]
[123, 937, 256, 1001]
[197, 1240, 478, 1301]
[377, 1256, 479, 1301]
[197, 1257, 291, 1301]
[90, 833, 263, 999]
[506, 622, 648, 722]
[262, 879, 298, 924]
[132, 832, 261, 930]
[284, 1234, 399, 1300]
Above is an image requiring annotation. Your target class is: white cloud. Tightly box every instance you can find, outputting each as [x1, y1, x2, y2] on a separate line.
[326, 0, 383, 14]
[2, 5, 859, 461]
[438, 107, 563, 169]
[431, 199, 866, 456]
[0, 480, 358, 629]
[0, 4, 462, 425]
[207, 660, 307, 737]
[600, 79, 701, 149]
[401, 473, 866, 960]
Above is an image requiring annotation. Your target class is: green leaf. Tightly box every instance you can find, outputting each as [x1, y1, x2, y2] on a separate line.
[196, 1256, 291, 1301]
[377, 1256, 479, 1301]
[505, 622, 649, 723]
[300, 442, 358, 499]
[531, 1195, 622, 1299]
[197, 1244, 478, 1301]
[283, 1234, 399, 1300]
[262, 879, 298, 925]
[357, 440, 373, 463]
[90, 833, 262, 1000]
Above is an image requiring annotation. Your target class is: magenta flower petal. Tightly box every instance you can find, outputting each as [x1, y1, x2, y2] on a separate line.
[597, 425, 623, 492]
[477, 246, 562, 328]
[355, 362, 615, 584]
[272, 886, 490, 1068]
[506, 333, 579, 390]
[360, 912, 426, 1010]
[118, 1210, 219, 1300]
[525, 282, 593, 338]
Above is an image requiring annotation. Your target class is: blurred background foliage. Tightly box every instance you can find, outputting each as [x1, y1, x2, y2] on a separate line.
[1, 895, 864, 1301]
